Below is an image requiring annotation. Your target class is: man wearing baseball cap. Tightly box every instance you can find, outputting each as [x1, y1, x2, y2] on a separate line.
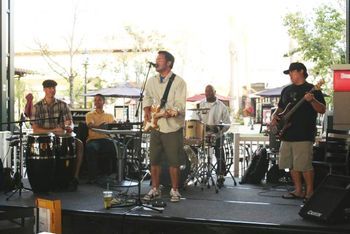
[31, 79, 84, 191]
[271, 62, 326, 202]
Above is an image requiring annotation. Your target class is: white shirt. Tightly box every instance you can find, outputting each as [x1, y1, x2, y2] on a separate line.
[194, 98, 231, 137]
[143, 71, 187, 133]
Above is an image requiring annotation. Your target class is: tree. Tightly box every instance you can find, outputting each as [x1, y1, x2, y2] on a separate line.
[283, 3, 346, 99]
[114, 25, 165, 85]
[36, 6, 83, 107]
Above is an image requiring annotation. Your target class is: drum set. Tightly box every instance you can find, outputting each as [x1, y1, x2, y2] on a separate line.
[170, 107, 235, 191]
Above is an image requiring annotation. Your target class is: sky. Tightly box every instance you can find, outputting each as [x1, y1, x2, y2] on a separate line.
[13, 0, 343, 98]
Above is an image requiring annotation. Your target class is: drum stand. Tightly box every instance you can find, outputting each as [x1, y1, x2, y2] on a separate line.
[5, 114, 32, 200]
[198, 137, 219, 193]
[217, 129, 237, 188]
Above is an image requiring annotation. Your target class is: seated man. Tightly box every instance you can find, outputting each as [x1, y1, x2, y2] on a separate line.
[85, 94, 117, 183]
[31, 79, 83, 191]
[193, 85, 231, 187]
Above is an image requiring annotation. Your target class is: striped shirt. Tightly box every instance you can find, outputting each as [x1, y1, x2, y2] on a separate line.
[31, 98, 72, 129]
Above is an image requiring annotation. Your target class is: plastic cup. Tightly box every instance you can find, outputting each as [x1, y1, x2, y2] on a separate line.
[103, 191, 113, 209]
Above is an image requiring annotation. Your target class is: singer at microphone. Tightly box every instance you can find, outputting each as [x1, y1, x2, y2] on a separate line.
[148, 61, 157, 67]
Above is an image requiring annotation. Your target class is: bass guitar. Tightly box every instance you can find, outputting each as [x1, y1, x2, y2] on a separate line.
[143, 105, 178, 131]
[270, 79, 325, 138]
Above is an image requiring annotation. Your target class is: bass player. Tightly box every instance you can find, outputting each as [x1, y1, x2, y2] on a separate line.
[271, 62, 325, 202]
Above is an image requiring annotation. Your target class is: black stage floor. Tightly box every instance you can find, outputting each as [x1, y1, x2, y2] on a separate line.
[1, 176, 350, 234]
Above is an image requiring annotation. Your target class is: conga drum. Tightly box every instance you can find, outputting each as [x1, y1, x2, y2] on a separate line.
[26, 133, 55, 193]
[54, 133, 76, 189]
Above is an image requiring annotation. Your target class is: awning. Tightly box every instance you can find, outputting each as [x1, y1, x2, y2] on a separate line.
[83, 83, 141, 98]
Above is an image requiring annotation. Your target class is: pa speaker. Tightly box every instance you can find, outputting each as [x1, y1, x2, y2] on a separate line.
[299, 174, 350, 224]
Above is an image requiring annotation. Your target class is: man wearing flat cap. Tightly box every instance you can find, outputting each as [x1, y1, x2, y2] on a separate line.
[31, 79, 84, 191]
[271, 62, 326, 202]
[42, 79, 57, 88]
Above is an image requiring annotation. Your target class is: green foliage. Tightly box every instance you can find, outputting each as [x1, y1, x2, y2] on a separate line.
[283, 4, 346, 105]
[284, 5, 345, 76]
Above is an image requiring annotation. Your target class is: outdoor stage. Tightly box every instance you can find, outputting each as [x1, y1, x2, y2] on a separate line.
[1, 176, 350, 234]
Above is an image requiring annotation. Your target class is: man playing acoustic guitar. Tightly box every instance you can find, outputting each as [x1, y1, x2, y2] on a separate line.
[271, 62, 326, 202]
[143, 51, 187, 203]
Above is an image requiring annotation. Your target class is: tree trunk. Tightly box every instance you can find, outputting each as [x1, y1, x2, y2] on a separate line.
[69, 75, 74, 108]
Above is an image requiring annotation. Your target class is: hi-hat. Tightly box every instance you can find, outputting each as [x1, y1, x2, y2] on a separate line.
[187, 108, 210, 111]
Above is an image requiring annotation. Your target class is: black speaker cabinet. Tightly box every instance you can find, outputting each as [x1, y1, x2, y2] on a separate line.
[299, 174, 350, 224]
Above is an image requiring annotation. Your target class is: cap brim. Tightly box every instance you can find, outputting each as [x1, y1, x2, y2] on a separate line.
[283, 70, 289, 74]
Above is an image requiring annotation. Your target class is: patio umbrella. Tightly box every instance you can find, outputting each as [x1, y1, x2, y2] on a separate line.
[186, 93, 231, 102]
[253, 85, 288, 97]
[254, 84, 329, 97]
[83, 83, 141, 98]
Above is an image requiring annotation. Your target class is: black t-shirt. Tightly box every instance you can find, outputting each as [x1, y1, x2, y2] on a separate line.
[278, 82, 325, 142]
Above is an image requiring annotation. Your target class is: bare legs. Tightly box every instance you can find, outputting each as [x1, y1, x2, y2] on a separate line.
[290, 169, 314, 198]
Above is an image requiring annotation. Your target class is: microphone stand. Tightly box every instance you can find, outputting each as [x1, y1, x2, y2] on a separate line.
[0, 115, 62, 200]
[131, 62, 162, 213]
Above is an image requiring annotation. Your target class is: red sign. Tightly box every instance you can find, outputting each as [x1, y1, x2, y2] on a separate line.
[334, 70, 350, 92]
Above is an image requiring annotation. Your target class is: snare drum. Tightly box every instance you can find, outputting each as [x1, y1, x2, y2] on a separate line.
[54, 133, 76, 189]
[26, 133, 55, 193]
[184, 120, 205, 145]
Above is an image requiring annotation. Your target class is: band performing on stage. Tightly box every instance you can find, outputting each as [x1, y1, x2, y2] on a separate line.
[2, 53, 338, 214]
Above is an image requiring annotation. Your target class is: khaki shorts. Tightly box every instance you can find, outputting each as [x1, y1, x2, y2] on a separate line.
[278, 141, 313, 172]
[149, 128, 184, 167]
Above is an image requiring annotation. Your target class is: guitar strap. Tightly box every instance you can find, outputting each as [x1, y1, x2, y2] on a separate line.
[159, 73, 176, 109]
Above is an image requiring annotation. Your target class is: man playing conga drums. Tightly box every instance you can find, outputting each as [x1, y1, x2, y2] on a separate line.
[31, 79, 83, 191]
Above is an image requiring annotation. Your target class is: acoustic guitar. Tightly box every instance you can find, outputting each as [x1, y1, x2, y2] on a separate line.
[270, 79, 325, 138]
[143, 105, 178, 131]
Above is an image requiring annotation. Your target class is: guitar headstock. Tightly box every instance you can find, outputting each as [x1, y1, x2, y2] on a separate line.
[314, 79, 325, 90]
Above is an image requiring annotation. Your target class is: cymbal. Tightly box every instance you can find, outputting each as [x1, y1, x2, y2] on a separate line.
[207, 123, 231, 127]
[187, 108, 210, 111]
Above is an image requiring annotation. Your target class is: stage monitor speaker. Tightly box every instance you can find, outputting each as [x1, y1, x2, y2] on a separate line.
[299, 174, 350, 224]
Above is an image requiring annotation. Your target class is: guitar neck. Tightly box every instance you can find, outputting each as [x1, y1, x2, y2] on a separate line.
[284, 86, 316, 120]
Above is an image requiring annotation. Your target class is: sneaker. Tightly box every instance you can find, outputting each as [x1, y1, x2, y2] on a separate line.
[143, 188, 161, 201]
[170, 188, 181, 202]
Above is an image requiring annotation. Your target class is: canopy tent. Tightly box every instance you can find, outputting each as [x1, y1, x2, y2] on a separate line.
[253, 85, 288, 97]
[83, 83, 141, 98]
[253, 84, 329, 97]
[186, 93, 231, 102]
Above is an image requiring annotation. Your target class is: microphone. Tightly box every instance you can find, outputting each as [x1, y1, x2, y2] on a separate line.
[148, 61, 157, 67]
